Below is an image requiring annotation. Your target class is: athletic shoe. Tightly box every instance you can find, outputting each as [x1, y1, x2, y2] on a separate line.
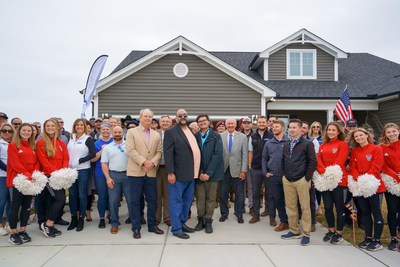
[281, 231, 301, 239]
[18, 231, 32, 243]
[330, 232, 343, 244]
[4, 225, 11, 233]
[0, 227, 8, 236]
[300, 236, 310, 246]
[8, 233, 23, 245]
[388, 238, 399, 251]
[53, 226, 62, 236]
[323, 231, 335, 242]
[366, 240, 383, 252]
[41, 223, 56, 238]
[358, 238, 373, 249]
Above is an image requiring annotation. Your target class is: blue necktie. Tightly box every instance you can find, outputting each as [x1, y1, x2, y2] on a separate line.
[229, 134, 233, 153]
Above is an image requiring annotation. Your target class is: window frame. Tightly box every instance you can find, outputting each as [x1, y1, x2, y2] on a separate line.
[286, 49, 317, 79]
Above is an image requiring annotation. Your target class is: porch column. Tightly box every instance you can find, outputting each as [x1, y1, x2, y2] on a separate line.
[327, 109, 334, 123]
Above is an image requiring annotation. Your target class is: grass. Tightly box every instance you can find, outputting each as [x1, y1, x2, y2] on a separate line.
[316, 195, 392, 247]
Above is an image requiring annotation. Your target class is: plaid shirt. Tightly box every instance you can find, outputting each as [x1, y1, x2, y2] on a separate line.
[289, 136, 301, 155]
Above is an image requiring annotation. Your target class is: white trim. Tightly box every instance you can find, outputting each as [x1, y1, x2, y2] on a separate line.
[286, 49, 317, 79]
[327, 109, 334, 123]
[263, 59, 268, 81]
[268, 99, 379, 111]
[376, 94, 399, 102]
[93, 96, 99, 118]
[261, 97, 266, 116]
[334, 58, 338, 81]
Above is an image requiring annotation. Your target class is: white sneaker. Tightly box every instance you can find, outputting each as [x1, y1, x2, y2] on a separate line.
[4, 225, 11, 233]
[0, 227, 8, 236]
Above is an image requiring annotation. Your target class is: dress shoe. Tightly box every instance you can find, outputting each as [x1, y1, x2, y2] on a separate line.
[270, 217, 277, 227]
[141, 216, 146, 225]
[165, 220, 171, 226]
[173, 231, 189, 239]
[133, 229, 141, 239]
[249, 216, 260, 224]
[311, 223, 316, 232]
[125, 217, 131, 224]
[156, 220, 160, 226]
[237, 217, 244, 224]
[219, 215, 228, 222]
[230, 194, 235, 202]
[86, 211, 92, 222]
[54, 218, 69, 226]
[182, 223, 195, 233]
[98, 219, 106, 229]
[149, 226, 164, 235]
[249, 207, 254, 217]
[260, 210, 269, 217]
[110, 226, 118, 234]
[76, 218, 84, 232]
[274, 222, 289, 232]
[215, 201, 219, 208]
[227, 202, 231, 209]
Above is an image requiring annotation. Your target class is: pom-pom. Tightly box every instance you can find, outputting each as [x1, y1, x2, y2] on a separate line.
[313, 165, 343, 192]
[349, 174, 380, 198]
[49, 168, 78, 190]
[347, 175, 362, 197]
[382, 173, 400, 197]
[13, 171, 47, 195]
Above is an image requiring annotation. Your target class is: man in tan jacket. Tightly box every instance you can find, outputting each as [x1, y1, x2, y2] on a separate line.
[126, 108, 163, 239]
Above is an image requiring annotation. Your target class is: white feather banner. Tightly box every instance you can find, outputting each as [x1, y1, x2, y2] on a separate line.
[13, 171, 48, 195]
[313, 164, 343, 192]
[382, 173, 400, 197]
[49, 168, 78, 190]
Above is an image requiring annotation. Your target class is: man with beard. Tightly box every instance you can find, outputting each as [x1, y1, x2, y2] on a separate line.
[101, 126, 131, 234]
[164, 109, 200, 239]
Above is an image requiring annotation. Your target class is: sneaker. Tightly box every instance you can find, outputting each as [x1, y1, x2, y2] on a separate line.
[53, 226, 62, 236]
[323, 231, 335, 242]
[18, 231, 32, 243]
[366, 240, 383, 252]
[330, 232, 343, 244]
[281, 231, 301, 240]
[4, 225, 11, 233]
[301, 236, 310, 246]
[8, 233, 23, 245]
[0, 227, 8, 236]
[41, 223, 56, 238]
[358, 238, 373, 249]
[388, 238, 399, 251]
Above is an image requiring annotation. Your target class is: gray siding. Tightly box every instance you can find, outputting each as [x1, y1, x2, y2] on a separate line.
[257, 62, 264, 79]
[99, 54, 261, 116]
[268, 110, 327, 126]
[366, 98, 400, 136]
[268, 43, 335, 81]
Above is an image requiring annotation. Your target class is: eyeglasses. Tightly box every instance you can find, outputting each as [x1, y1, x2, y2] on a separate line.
[197, 119, 208, 124]
[118, 146, 124, 152]
[37, 126, 41, 128]
[177, 114, 188, 118]
[1, 129, 13, 134]
[58, 121, 64, 124]
[13, 123, 21, 126]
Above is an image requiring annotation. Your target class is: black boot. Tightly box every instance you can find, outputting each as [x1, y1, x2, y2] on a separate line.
[195, 216, 204, 231]
[76, 217, 84, 232]
[67, 216, 77, 231]
[205, 218, 213, 234]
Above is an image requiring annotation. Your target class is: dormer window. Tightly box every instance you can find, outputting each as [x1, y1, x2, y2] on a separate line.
[286, 49, 316, 79]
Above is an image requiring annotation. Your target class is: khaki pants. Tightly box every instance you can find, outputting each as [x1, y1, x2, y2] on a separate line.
[195, 181, 219, 219]
[156, 166, 169, 222]
[282, 176, 311, 237]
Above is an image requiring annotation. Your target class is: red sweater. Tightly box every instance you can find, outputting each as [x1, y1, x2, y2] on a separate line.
[349, 143, 385, 193]
[37, 137, 69, 176]
[6, 141, 39, 187]
[317, 138, 349, 187]
[381, 140, 400, 183]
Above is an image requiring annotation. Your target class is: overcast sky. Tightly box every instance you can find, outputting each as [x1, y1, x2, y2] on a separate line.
[1, 0, 399, 130]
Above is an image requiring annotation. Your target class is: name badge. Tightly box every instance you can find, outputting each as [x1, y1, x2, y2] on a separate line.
[77, 142, 83, 144]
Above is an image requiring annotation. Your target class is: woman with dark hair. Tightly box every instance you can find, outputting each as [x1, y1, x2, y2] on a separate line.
[7, 123, 39, 244]
[31, 124, 39, 141]
[348, 128, 385, 251]
[36, 119, 69, 238]
[66, 119, 95, 231]
[316, 121, 349, 244]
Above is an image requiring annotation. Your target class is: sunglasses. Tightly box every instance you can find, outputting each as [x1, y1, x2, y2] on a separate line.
[90, 120, 95, 122]
[1, 129, 13, 134]
[118, 146, 124, 152]
[58, 121, 64, 124]
[312, 126, 320, 128]
[177, 114, 188, 118]
[13, 123, 21, 126]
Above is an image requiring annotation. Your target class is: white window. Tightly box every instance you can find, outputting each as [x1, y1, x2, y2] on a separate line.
[286, 49, 317, 79]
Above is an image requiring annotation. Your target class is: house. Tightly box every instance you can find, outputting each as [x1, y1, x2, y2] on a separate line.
[94, 29, 400, 132]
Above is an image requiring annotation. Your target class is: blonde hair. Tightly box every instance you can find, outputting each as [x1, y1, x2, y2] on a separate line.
[42, 119, 60, 158]
[379, 123, 400, 145]
[348, 127, 374, 147]
[323, 122, 345, 143]
[71, 118, 90, 137]
[12, 123, 36, 150]
[309, 121, 322, 137]
[0, 123, 16, 141]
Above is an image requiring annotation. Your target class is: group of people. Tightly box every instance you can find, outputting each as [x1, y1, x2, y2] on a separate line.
[0, 110, 399, 253]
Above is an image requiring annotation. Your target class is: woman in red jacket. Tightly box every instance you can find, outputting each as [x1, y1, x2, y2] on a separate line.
[379, 123, 400, 250]
[348, 127, 385, 252]
[36, 119, 69, 238]
[317, 122, 349, 244]
[7, 123, 39, 245]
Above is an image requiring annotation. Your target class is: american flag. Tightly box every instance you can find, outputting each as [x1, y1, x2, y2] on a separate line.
[334, 87, 353, 123]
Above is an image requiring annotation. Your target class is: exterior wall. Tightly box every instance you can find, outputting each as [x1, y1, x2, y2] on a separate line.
[268, 43, 335, 81]
[98, 54, 261, 117]
[364, 98, 400, 136]
[257, 62, 264, 79]
[268, 110, 328, 126]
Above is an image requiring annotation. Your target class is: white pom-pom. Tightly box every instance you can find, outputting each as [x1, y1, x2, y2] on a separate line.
[347, 175, 362, 197]
[357, 174, 381, 198]
[313, 164, 343, 192]
[13, 171, 47, 195]
[49, 168, 78, 190]
[382, 173, 400, 197]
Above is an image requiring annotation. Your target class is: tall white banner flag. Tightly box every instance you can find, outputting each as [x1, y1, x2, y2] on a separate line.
[81, 55, 108, 119]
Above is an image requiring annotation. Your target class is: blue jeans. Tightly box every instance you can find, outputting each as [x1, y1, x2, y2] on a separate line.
[129, 175, 157, 231]
[108, 171, 131, 227]
[69, 168, 90, 219]
[265, 175, 288, 223]
[0, 177, 11, 222]
[219, 168, 245, 218]
[168, 180, 194, 234]
[96, 176, 109, 218]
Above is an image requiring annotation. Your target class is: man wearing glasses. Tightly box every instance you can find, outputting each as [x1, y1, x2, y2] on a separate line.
[101, 126, 131, 234]
[126, 108, 163, 239]
[164, 109, 201, 239]
[57, 117, 70, 142]
[11, 117, 22, 129]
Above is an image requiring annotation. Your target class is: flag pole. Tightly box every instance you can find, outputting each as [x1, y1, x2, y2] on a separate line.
[352, 199, 356, 245]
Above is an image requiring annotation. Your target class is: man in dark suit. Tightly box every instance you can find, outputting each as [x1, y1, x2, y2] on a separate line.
[164, 109, 201, 239]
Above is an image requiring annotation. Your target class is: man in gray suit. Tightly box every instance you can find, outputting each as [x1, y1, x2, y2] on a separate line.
[219, 118, 248, 223]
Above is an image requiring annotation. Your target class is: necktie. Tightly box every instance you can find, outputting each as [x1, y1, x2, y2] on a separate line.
[229, 134, 233, 153]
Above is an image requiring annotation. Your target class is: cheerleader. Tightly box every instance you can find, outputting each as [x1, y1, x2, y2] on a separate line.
[348, 127, 385, 251]
[316, 122, 349, 244]
[379, 123, 400, 250]
[36, 119, 69, 238]
[7, 123, 39, 245]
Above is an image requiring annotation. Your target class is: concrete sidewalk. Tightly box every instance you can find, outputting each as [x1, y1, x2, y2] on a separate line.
[1, 201, 399, 267]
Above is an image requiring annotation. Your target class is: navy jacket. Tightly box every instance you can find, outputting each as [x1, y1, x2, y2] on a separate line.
[262, 134, 289, 177]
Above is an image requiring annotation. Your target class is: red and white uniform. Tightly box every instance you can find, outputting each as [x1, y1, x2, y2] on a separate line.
[381, 140, 400, 183]
[6, 141, 40, 187]
[349, 143, 385, 193]
[36, 137, 69, 176]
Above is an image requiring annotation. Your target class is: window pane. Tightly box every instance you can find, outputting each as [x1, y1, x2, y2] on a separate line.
[302, 52, 313, 76]
[290, 52, 300, 76]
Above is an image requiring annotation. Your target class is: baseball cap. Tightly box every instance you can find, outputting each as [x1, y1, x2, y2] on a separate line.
[216, 121, 225, 127]
[243, 117, 252, 123]
[0, 112, 8, 119]
[95, 118, 102, 122]
[346, 119, 358, 127]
